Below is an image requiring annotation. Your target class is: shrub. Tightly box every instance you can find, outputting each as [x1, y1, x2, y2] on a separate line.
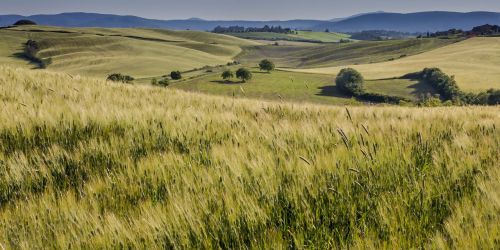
[14, 20, 37, 26]
[23, 40, 51, 68]
[418, 96, 443, 107]
[335, 68, 364, 96]
[358, 93, 411, 104]
[151, 78, 158, 85]
[170, 71, 182, 80]
[158, 78, 170, 87]
[236, 68, 252, 82]
[258, 59, 275, 72]
[221, 70, 234, 81]
[471, 89, 500, 105]
[107, 73, 134, 83]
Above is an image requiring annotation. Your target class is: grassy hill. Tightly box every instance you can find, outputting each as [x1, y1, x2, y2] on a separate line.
[0, 65, 498, 248]
[237, 38, 461, 68]
[0, 25, 259, 78]
[291, 37, 500, 92]
[227, 31, 350, 43]
[171, 68, 438, 104]
[172, 68, 356, 105]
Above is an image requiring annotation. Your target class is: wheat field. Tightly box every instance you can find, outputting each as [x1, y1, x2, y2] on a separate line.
[0, 66, 498, 248]
[290, 37, 500, 92]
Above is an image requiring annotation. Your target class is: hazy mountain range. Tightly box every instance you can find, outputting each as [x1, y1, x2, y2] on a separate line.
[1, 11, 499, 32]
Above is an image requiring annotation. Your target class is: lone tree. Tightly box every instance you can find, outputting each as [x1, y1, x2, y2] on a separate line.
[221, 70, 234, 81]
[14, 20, 37, 26]
[236, 68, 252, 82]
[258, 59, 275, 73]
[170, 71, 182, 80]
[335, 68, 364, 96]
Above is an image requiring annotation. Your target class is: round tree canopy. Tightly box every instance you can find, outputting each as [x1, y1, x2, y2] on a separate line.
[13, 20, 37, 26]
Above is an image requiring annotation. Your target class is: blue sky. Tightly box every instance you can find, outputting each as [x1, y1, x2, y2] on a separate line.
[2, 0, 499, 20]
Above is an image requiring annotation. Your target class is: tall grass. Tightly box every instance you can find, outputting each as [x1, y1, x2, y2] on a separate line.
[0, 66, 498, 248]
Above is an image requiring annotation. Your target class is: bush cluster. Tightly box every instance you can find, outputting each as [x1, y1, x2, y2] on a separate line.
[358, 93, 411, 104]
[107, 73, 134, 83]
[407, 68, 499, 105]
[151, 78, 169, 87]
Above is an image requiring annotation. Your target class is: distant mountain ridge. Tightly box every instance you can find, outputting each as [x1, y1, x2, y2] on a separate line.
[1, 11, 499, 32]
[0, 12, 325, 31]
[314, 11, 500, 32]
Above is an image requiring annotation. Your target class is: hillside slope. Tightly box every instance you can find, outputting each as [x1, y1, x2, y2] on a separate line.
[0, 25, 259, 78]
[238, 38, 461, 68]
[291, 37, 500, 92]
[0, 65, 498, 248]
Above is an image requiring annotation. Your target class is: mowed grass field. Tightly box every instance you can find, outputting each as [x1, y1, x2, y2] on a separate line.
[0, 65, 499, 248]
[228, 31, 350, 43]
[173, 68, 438, 103]
[173, 68, 357, 105]
[237, 38, 461, 68]
[0, 25, 259, 78]
[291, 37, 500, 92]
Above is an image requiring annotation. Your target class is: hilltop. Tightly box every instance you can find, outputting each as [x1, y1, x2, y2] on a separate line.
[0, 25, 258, 78]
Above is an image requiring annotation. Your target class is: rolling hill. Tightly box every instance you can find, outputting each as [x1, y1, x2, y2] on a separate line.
[227, 31, 351, 43]
[0, 25, 259, 78]
[237, 38, 461, 68]
[289, 37, 500, 92]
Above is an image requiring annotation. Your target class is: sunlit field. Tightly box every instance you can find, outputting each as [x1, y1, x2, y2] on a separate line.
[0, 66, 498, 248]
[291, 37, 500, 92]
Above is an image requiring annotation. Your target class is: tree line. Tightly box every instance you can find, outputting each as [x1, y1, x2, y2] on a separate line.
[212, 25, 293, 34]
[424, 24, 500, 38]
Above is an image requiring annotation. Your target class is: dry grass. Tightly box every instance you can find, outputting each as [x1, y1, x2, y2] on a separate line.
[0, 66, 498, 248]
[290, 37, 500, 92]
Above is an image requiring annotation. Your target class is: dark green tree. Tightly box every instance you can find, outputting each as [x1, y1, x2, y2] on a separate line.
[258, 59, 275, 73]
[335, 68, 364, 96]
[170, 71, 182, 80]
[236, 68, 252, 82]
[221, 70, 234, 81]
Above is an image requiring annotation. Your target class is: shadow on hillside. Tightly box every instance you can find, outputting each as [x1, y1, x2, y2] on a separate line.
[406, 79, 437, 96]
[210, 80, 244, 85]
[316, 85, 349, 98]
[10, 51, 42, 69]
